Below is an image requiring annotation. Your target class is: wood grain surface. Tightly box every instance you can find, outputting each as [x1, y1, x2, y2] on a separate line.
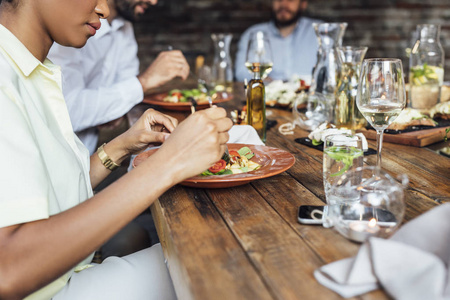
[130, 82, 449, 300]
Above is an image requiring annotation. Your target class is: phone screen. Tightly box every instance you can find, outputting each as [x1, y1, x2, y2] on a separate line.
[298, 205, 326, 225]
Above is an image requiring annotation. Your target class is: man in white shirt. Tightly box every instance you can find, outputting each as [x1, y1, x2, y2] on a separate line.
[235, 0, 322, 82]
[49, 0, 189, 155]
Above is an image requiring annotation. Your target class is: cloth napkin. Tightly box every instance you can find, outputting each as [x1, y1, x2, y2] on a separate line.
[314, 203, 450, 300]
[227, 125, 264, 145]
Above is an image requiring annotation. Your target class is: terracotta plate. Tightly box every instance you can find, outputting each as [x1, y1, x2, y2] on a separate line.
[143, 92, 233, 111]
[132, 143, 295, 188]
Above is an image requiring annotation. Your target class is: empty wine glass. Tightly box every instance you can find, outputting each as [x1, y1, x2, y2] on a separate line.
[356, 59, 406, 168]
[197, 65, 215, 105]
[245, 31, 273, 79]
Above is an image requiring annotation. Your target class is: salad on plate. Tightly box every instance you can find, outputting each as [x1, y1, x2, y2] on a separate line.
[265, 76, 310, 107]
[163, 88, 213, 103]
[201, 146, 261, 176]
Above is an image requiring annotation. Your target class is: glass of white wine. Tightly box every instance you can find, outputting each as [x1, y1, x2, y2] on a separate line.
[245, 31, 273, 79]
[356, 58, 406, 168]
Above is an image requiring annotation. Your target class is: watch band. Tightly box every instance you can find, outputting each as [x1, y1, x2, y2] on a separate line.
[97, 143, 120, 171]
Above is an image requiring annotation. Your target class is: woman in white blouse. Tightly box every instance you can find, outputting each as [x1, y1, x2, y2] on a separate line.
[0, 0, 232, 299]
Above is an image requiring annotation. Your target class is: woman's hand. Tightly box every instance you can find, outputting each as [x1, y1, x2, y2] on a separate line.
[119, 108, 178, 156]
[145, 107, 233, 184]
[89, 109, 178, 188]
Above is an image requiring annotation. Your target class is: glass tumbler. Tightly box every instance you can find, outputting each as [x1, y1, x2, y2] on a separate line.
[323, 134, 364, 205]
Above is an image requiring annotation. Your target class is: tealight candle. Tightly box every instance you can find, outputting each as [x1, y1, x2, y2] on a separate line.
[348, 218, 380, 243]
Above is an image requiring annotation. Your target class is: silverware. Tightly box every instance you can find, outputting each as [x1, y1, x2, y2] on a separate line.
[193, 72, 229, 157]
[188, 96, 197, 114]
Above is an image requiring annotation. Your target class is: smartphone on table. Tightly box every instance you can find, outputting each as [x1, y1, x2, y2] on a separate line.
[297, 205, 328, 225]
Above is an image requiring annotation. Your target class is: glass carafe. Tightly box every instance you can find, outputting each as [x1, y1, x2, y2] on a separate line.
[310, 22, 347, 123]
[211, 33, 233, 98]
[409, 24, 445, 110]
[335, 46, 368, 130]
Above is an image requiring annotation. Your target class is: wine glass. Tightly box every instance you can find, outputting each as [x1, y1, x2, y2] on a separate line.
[245, 31, 273, 79]
[197, 65, 215, 104]
[356, 58, 406, 168]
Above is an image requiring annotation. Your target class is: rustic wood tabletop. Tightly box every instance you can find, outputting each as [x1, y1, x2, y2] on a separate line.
[128, 82, 450, 300]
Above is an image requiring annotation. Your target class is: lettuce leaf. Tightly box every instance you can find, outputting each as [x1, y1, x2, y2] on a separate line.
[237, 146, 255, 159]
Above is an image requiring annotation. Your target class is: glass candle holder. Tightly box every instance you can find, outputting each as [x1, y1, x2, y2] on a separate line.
[325, 166, 408, 243]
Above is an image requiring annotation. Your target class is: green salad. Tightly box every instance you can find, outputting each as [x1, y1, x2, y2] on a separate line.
[163, 88, 215, 103]
[200, 146, 260, 176]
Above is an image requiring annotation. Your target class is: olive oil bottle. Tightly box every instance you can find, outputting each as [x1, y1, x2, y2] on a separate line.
[246, 63, 266, 143]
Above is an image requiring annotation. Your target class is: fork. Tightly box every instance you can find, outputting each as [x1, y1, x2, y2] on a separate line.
[191, 71, 229, 158]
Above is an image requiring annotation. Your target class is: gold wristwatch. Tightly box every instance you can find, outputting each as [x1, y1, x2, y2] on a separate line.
[97, 143, 120, 171]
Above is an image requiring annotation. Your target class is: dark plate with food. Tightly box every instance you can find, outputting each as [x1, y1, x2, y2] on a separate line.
[143, 88, 233, 111]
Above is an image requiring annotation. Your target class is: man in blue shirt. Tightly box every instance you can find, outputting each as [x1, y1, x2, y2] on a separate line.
[235, 0, 322, 82]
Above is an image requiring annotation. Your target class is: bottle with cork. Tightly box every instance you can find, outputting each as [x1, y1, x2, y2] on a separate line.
[246, 62, 266, 143]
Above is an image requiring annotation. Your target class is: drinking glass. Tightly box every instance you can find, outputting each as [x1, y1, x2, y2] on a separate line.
[292, 92, 334, 131]
[197, 66, 215, 93]
[245, 31, 273, 79]
[323, 134, 364, 205]
[211, 33, 233, 97]
[325, 166, 407, 243]
[356, 59, 406, 168]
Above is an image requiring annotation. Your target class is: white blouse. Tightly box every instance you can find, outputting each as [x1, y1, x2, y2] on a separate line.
[0, 25, 94, 299]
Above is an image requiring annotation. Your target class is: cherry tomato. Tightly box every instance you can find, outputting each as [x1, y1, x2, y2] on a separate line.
[172, 92, 183, 99]
[208, 159, 227, 173]
[229, 150, 240, 157]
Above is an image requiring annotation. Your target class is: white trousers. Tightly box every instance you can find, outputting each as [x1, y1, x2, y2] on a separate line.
[53, 244, 177, 300]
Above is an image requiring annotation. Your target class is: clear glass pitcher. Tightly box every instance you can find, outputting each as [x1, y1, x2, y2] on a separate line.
[335, 46, 368, 130]
[409, 24, 445, 110]
[211, 33, 234, 98]
[310, 22, 347, 119]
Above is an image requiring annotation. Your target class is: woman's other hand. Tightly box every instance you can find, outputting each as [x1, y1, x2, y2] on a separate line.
[117, 109, 178, 157]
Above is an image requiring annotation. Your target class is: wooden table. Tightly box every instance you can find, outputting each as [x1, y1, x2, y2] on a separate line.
[130, 82, 450, 300]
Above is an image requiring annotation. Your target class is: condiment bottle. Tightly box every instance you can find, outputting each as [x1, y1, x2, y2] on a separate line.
[246, 63, 266, 143]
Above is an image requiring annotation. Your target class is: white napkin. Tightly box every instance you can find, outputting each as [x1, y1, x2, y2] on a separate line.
[315, 203, 450, 300]
[227, 125, 264, 145]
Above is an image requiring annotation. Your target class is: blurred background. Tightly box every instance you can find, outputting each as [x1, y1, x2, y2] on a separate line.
[134, 0, 450, 81]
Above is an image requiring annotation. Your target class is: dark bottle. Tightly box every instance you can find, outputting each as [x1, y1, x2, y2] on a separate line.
[246, 63, 266, 143]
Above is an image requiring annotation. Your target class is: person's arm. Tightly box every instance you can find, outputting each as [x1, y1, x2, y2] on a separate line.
[49, 44, 144, 132]
[137, 50, 190, 93]
[0, 107, 232, 300]
[89, 109, 178, 188]
[115, 24, 190, 94]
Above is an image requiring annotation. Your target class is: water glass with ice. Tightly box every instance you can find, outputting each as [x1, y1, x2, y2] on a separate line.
[323, 134, 364, 205]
